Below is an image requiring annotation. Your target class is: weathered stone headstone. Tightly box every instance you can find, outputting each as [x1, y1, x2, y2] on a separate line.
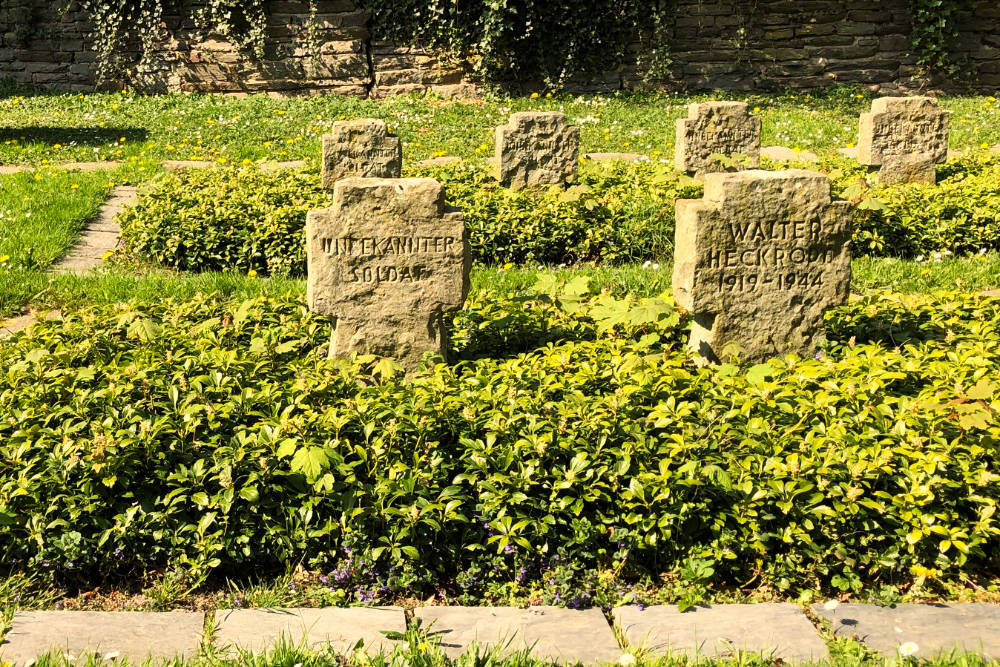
[321, 119, 402, 189]
[675, 102, 761, 177]
[673, 170, 853, 362]
[306, 178, 470, 372]
[857, 97, 949, 185]
[495, 111, 579, 189]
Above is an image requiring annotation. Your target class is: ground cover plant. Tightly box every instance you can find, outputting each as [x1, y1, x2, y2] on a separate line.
[1, 287, 999, 604]
[117, 151, 1000, 278]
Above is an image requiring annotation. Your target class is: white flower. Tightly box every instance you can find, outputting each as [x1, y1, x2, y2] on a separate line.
[652, 262, 660, 270]
[619, 653, 637, 666]
[943, 249, 953, 256]
[933, 251, 943, 262]
[915, 255, 925, 262]
[642, 260, 651, 269]
[822, 599, 839, 611]
[103, 651, 121, 661]
[898, 642, 919, 657]
[980, 247, 989, 255]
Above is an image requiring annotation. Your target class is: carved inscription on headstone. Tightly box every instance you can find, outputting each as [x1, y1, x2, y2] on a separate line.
[673, 170, 853, 362]
[307, 178, 470, 372]
[321, 119, 402, 189]
[857, 97, 949, 185]
[675, 102, 761, 177]
[495, 111, 580, 190]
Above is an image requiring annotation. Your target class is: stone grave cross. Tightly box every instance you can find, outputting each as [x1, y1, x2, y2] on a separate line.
[675, 101, 761, 177]
[321, 119, 402, 189]
[495, 111, 580, 189]
[307, 178, 470, 372]
[857, 96, 949, 185]
[672, 170, 853, 362]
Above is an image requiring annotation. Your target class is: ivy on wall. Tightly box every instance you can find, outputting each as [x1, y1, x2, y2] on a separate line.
[358, 0, 676, 87]
[907, 0, 970, 76]
[19, 0, 980, 87]
[63, 0, 269, 82]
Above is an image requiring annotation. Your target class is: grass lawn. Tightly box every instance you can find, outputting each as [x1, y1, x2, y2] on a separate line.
[3, 256, 1000, 321]
[3, 83, 1000, 168]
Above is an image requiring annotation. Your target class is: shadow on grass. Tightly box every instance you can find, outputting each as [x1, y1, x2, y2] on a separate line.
[0, 126, 149, 147]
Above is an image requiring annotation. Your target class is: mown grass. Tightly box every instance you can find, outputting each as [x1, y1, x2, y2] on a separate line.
[4, 256, 998, 321]
[3, 82, 1000, 169]
[0, 169, 110, 268]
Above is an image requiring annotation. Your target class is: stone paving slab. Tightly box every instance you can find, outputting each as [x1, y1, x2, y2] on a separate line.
[761, 145, 818, 162]
[614, 604, 829, 663]
[582, 152, 644, 162]
[414, 606, 621, 664]
[259, 159, 308, 171]
[213, 607, 405, 655]
[163, 160, 217, 170]
[0, 310, 60, 340]
[60, 161, 124, 172]
[813, 602, 1000, 659]
[416, 156, 464, 167]
[0, 611, 203, 666]
[0, 313, 37, 338]
[53, 185, 136, 273]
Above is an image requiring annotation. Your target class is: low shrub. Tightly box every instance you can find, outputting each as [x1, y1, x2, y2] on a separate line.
[1, 286, 999, 598]
[848, 153, 1000, 257]
[120, 154, 1000, 277]
[117, 167, 330, 277]
[119, 161, 697, 276]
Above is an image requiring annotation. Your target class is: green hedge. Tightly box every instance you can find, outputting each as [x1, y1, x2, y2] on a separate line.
[119, 161, 691, 275]
[1, 286, 998, 597]
[852, 154, 1000, 256]
[120, 155, 1000, 277]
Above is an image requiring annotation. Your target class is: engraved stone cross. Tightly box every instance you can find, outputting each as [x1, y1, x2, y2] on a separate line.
[672, 170, 853, 362]
[321, 119, 402, 189]
[858, 97, 949, 185]
[307, 178, 470, 372]
[675, 101, 761, 177]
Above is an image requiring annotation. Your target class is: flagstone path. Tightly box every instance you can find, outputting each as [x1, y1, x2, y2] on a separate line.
[1, 603, 998, 665]
[52, 185, 136, 273]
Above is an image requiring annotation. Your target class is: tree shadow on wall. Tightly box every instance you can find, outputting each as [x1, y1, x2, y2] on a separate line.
[0, 126, 149, 147]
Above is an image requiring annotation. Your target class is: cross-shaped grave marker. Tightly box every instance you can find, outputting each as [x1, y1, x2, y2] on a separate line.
[858, 96, 949, 185]
[321, 119, 402, 189]
[672, 170, 853, 362]
[307, 178, 470, 372]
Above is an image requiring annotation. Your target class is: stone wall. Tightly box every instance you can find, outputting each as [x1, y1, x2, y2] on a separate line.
[1, 0, 999, 95]
[640, 0, 1000, 92]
